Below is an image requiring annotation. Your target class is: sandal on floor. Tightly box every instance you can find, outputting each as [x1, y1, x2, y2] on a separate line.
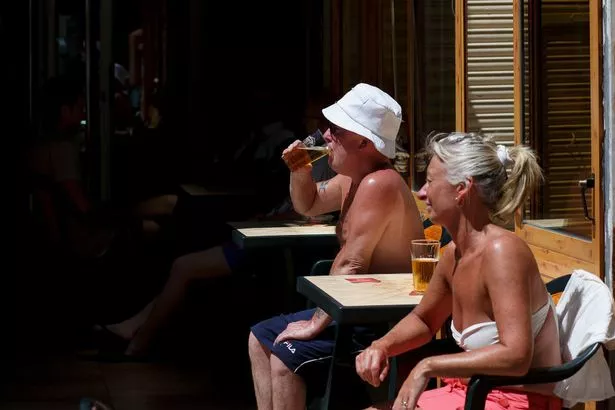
[79, 397, 114, 410]
[93, 349, 155, 363]
[90, 325, 130, 351]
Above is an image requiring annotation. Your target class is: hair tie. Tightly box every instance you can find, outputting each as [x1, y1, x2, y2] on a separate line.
[496, 145, 513, 166]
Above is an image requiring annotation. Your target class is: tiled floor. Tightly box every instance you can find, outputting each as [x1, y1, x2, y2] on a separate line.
[0, 297, 260, 410]
[4, 234, 295, 409]
[0, 350, 257, 410]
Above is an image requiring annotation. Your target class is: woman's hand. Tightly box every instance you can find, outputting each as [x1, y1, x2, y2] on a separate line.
[355, 343, 390, 387]
[392, 360, 430, 410]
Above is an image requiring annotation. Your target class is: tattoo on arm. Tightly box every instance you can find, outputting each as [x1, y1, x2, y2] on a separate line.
[318, 180, 330, 193]
[314, 308, 327, 319]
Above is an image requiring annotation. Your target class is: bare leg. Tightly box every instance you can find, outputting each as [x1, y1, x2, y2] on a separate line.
[134, 194, 178, 218]
[124, 246, 232, 356]
[141, 219, 161, 237]
[270, 354, 306, 410]
[248, 332, 273, 410]
[106, 301, 154, 340]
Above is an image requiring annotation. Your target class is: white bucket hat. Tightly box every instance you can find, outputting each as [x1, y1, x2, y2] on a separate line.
[322, 83, 402, 159]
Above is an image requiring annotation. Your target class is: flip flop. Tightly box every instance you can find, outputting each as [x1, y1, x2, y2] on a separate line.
[79, 397, 114, 410]
[90, 325, 130, 351]
[92, 349, 155, 363]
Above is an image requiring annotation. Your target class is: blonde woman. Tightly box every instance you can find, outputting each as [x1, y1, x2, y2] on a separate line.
[356, 132, 562, 410]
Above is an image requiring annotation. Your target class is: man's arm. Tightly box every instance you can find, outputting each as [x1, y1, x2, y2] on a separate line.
[274, 171, 402, 344]
[283, 140, 343, 216]
[309, 171, 401, 330]
[289, 172, 343, 216]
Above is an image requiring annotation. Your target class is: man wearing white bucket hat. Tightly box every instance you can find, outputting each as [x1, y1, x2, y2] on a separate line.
[248, 83, 424, 409]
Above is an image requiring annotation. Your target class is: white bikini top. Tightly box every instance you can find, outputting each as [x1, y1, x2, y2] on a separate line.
[451, 296, 556, 351]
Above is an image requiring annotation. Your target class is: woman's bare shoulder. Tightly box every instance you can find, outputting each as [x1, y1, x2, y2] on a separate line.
[485, 225, 529, 249]
[482, 225, 536, 272]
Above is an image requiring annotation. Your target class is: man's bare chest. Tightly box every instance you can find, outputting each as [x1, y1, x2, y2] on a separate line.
[335, 184, 358, 246]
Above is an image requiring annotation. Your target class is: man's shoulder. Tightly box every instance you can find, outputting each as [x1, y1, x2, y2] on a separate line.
[358, 167, 406, 192]
[351, 168, 407, 209]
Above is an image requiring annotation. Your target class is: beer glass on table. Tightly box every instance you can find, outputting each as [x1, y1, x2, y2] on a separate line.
[282, 129, 331, 171]
[411, 239, 440, 293]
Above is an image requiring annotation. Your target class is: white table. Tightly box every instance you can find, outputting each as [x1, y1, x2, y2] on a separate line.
[297, 273, 421, 326]
[296, 273, 422, 409]
[229, 220, 337, 249]
[229, 220, 339, 309]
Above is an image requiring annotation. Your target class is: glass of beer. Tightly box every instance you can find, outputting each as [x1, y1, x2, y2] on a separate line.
[282, 130, 331, 172]
[411, 239, 440, 293]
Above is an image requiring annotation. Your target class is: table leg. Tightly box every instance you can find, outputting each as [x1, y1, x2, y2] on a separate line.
[388, 321, 398, 401]
[388, 356, 397, 401]
[283, 247, 295, 310]
[321, 324, 353, 410]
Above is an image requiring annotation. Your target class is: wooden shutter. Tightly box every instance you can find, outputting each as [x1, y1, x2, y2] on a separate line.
[465, 0, 515, 145]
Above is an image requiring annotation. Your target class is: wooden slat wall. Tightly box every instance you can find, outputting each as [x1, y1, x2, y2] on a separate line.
[340, 0, 361, 93]
[338, 0, 397, 98]
[466, 0, 515, 145]
[380, 0, 411, 149]
[417, 0, 456, 135]
[538, 0, 591, 225]
[414, 0, 456, 188]
[336, 0, 413, 165]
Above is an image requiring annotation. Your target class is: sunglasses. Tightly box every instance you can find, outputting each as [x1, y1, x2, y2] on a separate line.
[327, 121, 344, 136]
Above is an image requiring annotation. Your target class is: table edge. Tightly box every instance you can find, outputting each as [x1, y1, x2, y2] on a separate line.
[296, 276, 344, 322]
[297, 275, 420, 324]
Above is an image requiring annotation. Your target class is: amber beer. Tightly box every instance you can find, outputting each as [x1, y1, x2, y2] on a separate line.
[282, 146, 330, 172]
[411, 239, 440, 293]
[412, 257, 438, 292]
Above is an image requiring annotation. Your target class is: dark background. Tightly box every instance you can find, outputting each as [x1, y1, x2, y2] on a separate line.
[1, 0, 325, 361]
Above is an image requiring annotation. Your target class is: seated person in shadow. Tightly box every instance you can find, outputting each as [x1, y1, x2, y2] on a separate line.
[247, 83, 425, 410]
[26, 75, 177, 260]
[355, 132, 562, 410]
[98, 102, 337, 359]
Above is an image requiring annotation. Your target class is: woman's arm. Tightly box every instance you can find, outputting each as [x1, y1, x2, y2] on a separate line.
[421, 236, 535, 378]
[356, 246, 455, 387]
[373, 246, 456, 357]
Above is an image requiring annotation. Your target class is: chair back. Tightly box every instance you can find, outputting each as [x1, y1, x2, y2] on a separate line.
[546, 274, 571, 295]
[464, 272, 606, 410]
[422, 218, 452, 254]
[309, 259, 334, 276]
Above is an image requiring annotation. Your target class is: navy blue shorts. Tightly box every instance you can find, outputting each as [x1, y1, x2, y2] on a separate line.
[221, 241, 246, 271]
[251, 309, 385, 379]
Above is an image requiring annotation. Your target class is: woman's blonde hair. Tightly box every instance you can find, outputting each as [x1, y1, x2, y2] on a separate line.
[426, 132, 544, 224]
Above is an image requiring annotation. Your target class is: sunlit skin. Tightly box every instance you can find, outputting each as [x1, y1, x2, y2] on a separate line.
[357, 156, 561, 410]
[249, 124, 424, 410]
